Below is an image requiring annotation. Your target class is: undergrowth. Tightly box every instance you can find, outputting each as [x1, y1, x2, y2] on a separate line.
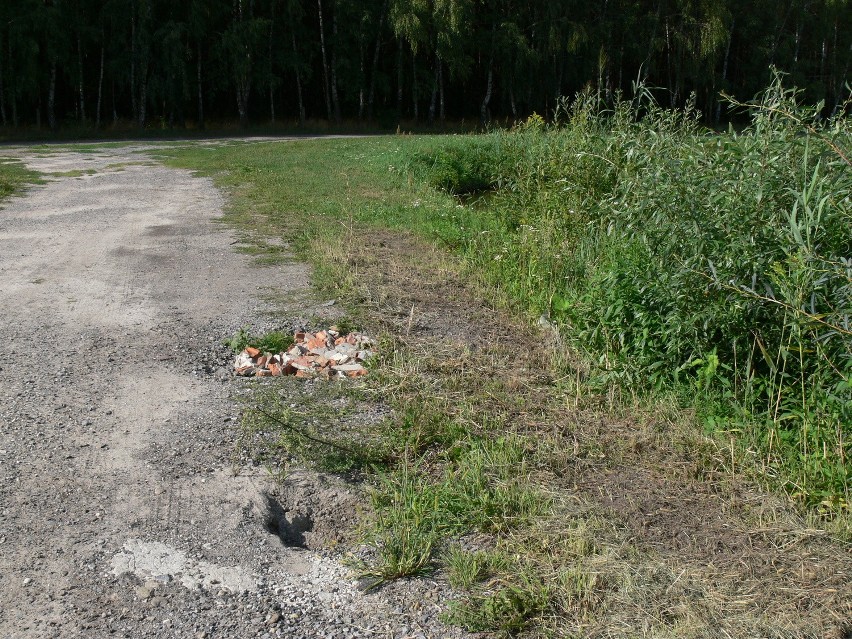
[410, 75, 851, 513]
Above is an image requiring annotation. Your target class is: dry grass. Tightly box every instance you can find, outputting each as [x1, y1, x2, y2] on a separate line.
[307, 224, 852, 638]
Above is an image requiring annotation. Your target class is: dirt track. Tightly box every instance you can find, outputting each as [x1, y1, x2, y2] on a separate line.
[0, 146, 463, 638]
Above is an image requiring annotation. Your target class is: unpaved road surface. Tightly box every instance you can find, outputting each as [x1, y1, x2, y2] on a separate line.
[0, 146, 463, 638]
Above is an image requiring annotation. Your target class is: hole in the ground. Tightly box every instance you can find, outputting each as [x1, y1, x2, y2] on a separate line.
[263, 493, 314, 549]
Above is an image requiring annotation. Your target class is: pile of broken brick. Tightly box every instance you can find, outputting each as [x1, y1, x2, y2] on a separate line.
[234, 329, 376, 379]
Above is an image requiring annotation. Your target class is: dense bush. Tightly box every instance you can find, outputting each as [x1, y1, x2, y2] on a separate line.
[413, 77, 851, 510]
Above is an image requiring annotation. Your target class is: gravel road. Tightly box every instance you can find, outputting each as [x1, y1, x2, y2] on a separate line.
[0, 145, 466, 639]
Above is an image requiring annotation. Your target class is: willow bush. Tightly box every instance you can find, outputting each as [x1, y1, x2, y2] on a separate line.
[412, 76, 851, 511]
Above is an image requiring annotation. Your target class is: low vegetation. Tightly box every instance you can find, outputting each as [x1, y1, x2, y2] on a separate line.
[164, 77, 851, 637]
[0, 158, 41, 201]
[223, 327, 294, 355]
[408, 77, 851, 513]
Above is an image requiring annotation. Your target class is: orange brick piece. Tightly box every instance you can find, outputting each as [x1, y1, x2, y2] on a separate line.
[245, 346, 261, 358]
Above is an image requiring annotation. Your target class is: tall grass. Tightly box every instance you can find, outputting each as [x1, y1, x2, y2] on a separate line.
[410, 75, 851, 511]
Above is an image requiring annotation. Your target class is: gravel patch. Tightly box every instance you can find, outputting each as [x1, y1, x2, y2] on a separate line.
[0, 144, 467, 639]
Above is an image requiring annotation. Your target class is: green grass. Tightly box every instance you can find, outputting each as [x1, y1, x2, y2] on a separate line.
[160, 85, 852, 636]
[223, 327, 294, 354]
[163, 82, 851, 514]
[0, 158, 41, 201]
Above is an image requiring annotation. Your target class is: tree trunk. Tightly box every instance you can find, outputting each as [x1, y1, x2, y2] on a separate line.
[317, 0, 332, 121]
[358, 35, 365, 119]
[267, 8, 275, 124]
[96, 43, 104, 128]
[429, 62, 437, 123]
[715, 18, 734, 125]
[197, 43, 204, 129]
[0, 31, 6, 127]
[412, 47, 418, 120]
[367, 0, 388, 119]
[480, 23, 496, 125]
[139, 77, 147, 128]
[236, 83, 249, 127]
[112, 81, 118, 124]
[438, 55, 445, 123]
[396, 37, 403, 115]
[830, 42, 850, 117]
[77, 32, 86, 122]
[769, 0, 794, 65]
[48, 61, 57, 130]
[330, 7, 341, 123]
[269, 21, 275, 123]
[481, 66, 493, 125]
[290, 28, 305, 124]
[131, 1, 137, 123]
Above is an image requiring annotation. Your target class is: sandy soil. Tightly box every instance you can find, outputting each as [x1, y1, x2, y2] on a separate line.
[0, 146, 464, 639]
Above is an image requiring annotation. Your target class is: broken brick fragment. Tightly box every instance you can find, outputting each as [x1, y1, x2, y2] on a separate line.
[234, 327, 376, 381]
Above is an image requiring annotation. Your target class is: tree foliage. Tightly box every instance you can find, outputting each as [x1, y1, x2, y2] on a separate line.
[0, 0, 848, 129]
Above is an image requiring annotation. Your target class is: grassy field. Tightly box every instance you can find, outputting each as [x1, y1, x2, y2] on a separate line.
[160, 81, 851, 638]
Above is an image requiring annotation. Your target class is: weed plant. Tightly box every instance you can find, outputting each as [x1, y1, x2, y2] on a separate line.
[223, 327, 294, 354]
[412, 75, 851, 512]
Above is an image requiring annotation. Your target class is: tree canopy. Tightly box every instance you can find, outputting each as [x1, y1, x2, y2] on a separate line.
[0, 0, 849, 129]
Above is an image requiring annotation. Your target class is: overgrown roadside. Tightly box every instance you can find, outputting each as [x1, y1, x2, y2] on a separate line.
[164, 135, 851, 638]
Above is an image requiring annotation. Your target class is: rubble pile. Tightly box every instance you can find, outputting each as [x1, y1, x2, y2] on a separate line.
[234, 329, 376, 379]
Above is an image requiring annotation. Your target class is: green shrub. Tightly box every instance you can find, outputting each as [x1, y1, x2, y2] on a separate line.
[412, 76, 851, 511]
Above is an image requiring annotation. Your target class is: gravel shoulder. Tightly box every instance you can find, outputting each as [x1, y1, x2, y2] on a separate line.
[0, 146, 464, 638]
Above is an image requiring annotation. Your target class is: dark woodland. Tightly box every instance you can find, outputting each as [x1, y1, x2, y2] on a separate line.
[0, 0, 849, 130]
